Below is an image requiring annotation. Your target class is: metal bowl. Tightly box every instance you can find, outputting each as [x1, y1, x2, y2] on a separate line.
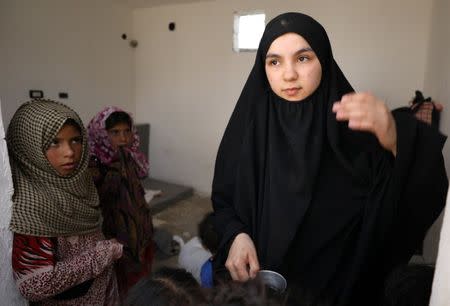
[256, 270, 287, 292]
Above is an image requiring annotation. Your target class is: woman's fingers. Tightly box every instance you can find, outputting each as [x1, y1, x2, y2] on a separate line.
[333, 92, 397, 155]
[334, 93, 380, 132]
[248, 251, 260, 278]
[235, 259, 251, 281]
[225, 233, 260, 281]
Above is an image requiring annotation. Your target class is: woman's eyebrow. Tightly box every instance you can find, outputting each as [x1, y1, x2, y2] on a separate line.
[266, 53, 281, 59]
[295, 47, 313, 55]
[266, 47, 313, 59]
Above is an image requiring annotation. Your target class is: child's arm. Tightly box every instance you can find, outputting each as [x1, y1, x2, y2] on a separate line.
[12, 233, 122, 302]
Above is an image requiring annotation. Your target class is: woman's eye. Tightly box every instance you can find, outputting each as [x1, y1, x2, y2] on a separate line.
[298, 56, 309, 62]
[267, 59, 279, 66]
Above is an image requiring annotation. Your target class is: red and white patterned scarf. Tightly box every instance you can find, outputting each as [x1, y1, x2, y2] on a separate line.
[87, 106, 149, 178]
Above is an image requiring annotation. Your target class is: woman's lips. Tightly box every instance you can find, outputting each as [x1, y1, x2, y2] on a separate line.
[283, 87, 301, 96]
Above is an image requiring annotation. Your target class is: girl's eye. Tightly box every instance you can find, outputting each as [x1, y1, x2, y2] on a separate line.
[72, 136, 82, 144]
[49, 139, 59, 147]
[298, 56, 309, 62]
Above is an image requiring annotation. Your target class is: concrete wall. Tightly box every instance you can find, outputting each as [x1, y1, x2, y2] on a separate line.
[0, 0, 135, 126]
[422, 0, 450, 264]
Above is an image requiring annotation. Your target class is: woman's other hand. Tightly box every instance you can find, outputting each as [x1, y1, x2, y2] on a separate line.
[225, 233, 260, 281]
[333, 92, 397, 156]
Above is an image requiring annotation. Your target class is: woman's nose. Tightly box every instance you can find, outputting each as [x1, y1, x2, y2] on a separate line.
[283, 64, 298, 81]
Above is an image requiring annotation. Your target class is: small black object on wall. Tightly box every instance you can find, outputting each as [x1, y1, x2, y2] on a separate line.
[29, 90, 44, 99]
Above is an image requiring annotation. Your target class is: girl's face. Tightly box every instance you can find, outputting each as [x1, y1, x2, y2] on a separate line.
[107, 122, 132, 150]
[45, 123, 83, 176]
[265, 32, 322, 102]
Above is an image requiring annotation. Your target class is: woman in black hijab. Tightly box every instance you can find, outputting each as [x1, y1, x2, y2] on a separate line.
[211, 12, 448, 306]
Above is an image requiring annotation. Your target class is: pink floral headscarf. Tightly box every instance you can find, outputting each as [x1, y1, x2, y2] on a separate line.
[87, 106, 149, 178]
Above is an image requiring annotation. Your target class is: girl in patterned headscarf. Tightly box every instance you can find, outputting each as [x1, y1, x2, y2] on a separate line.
[7, 100, 123, 305]
[88, 106, 154, 300]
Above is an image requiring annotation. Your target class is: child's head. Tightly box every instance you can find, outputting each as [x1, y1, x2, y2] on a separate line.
[124, 267, 205, 306]
[206, 278, 284, 306]
[45, 119, 83, 176]
[105, 111, 133, 150]
[7, 100, 100, 237]
[88, 106, 149, 177]
[198, 212, 219, 254]
[8, 100, 89, 178]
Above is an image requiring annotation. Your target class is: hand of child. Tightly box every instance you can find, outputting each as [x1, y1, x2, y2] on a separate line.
[333, 92, 397, 156]
[108, 238, 123, 260]
[226, 233, 260, 282]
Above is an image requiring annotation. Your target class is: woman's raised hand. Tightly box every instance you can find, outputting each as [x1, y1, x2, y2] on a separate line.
[333, 92, 397, 156]
[226, 233, 260, 281]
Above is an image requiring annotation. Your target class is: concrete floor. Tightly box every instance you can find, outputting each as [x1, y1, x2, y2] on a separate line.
[151, 194, 213, 270]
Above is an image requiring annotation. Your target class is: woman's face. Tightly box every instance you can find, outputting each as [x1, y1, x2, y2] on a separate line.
[45, 123, 83, 176]
[107, 122, 132, 150]
[265, 32, 322, 102]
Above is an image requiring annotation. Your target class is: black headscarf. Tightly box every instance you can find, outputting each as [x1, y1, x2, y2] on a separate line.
[212, 12, 361, 269]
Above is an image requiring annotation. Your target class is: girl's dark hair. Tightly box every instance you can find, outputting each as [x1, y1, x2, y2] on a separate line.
[206, 278, 285, 306]
[105, 111, 132, 130]
[198, 212, 219, 253]
[64, 118, 82, 133]
[124, 267, 205, 306]
[153, 266, 200, 290]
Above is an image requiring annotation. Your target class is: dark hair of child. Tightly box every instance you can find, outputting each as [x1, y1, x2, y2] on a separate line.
[123, 267, 206, 306]
[206, 278, 285, 306]
[198, 212, 219, 254]
[105, 111, 132, 130]
[64, 118, 82, 133]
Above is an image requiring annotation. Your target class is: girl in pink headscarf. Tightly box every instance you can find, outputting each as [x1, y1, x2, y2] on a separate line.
[88, 106, 154, 301]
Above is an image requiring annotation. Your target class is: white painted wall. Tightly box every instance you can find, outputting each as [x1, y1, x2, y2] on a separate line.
[424, 0, 450, 177]
[0, 100, 28, 305]
[422, 0, 450, 265]
[0, 0, 135, 126]
[133, 0, 432, 193]
[430, 187, 450, 306]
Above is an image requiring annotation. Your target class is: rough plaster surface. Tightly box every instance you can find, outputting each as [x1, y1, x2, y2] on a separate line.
[0, 100, 28, 305]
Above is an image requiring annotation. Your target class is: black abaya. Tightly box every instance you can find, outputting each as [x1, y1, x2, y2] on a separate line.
[211, 12, 448, 306]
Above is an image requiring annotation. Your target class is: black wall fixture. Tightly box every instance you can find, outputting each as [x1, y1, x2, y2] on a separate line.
[169, 22, 176, 31]
[29, 90, 44, 99]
